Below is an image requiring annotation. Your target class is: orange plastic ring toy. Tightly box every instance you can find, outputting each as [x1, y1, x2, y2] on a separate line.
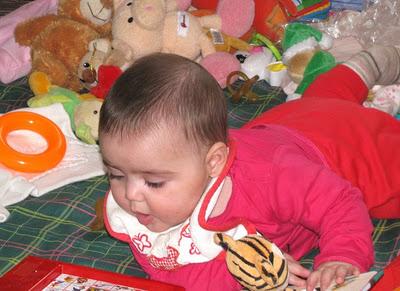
[0, 111, 66, 173]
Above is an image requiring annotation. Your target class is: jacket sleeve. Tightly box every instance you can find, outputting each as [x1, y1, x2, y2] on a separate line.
[267, 145, 374, 272]
[130, 247, 242, 291]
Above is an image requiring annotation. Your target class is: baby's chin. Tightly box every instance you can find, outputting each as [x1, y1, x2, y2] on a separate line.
[145, 219, 188, 233]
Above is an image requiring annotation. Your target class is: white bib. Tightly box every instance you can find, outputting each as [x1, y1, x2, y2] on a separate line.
[106, 177, 249, 270]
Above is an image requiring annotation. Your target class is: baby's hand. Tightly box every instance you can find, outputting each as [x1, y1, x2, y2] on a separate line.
[306, 261, 360, 291]
[284, 253, 311, 288]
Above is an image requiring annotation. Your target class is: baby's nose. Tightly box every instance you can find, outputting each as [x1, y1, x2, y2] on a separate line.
[125, 184, 145, 202]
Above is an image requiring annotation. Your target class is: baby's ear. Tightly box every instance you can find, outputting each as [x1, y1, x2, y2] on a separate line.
[206, 142, 229, 178]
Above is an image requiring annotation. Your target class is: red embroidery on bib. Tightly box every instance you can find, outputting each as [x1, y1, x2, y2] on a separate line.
[189, 242, 200, 255]
[148, 246, 182, 270]
[132, 233, 152, 252]
[178, 223, 191, 246]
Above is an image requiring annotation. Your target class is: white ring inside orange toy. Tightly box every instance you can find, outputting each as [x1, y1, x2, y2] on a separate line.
[0, 111, 66, 173]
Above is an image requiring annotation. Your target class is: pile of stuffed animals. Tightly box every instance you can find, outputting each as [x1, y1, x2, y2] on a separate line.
[6, 0, 342, 148]
[9, 0, 399, 143]
[8, 0, 345, 145]
[12, 0, 334, 99]
[14, 0, 253, 93]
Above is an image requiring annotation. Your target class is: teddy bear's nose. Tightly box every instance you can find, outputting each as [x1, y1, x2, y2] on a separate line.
[82, 69, 97, 83]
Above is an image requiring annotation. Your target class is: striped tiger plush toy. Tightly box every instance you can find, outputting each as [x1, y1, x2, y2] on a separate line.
[214, 233, 290, 291]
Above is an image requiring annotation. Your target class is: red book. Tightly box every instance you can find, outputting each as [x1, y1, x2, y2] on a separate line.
[0, 256, 184, 291]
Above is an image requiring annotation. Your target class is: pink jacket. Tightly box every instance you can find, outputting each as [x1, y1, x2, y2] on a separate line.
[105, 124, 374, 291]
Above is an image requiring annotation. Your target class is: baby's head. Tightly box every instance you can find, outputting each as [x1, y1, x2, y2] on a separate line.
[99, 53, 229, 232]
[99, 52, 228, 147]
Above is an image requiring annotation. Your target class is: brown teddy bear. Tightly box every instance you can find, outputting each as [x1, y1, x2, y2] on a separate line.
[14, 0, 113, 91]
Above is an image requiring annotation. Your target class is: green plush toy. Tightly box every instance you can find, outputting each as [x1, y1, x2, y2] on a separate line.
[295, 50, 336, 94]
[282, 22, 336, 97]
[27, 71, 103, 144]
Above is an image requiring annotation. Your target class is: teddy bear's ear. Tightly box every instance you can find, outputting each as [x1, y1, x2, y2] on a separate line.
[165, 0, 191, 12]
[113, 0, 125, 10]
[89, 38, 112, 55]
[78, 0, 113, 26]
[101, 0, 113, 9]
[131, 0, 167, 30]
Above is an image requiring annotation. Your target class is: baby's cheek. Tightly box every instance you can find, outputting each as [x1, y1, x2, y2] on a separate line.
[161, 202, 191, 220]
[111, 187, 128, 207]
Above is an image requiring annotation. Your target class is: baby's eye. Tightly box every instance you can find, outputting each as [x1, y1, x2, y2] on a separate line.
[108, 173, 124, 180]
[145, 181, 164, 189]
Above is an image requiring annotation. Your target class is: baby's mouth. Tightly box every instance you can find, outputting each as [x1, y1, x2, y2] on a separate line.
[134, 212, 153, 225]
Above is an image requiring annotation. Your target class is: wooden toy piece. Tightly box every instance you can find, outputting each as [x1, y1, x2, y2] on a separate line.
[226, 71, 260, 103]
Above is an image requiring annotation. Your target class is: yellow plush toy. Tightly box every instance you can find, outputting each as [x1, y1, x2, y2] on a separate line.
[14, 0, 113, 91]
[214, 233, 290, 291]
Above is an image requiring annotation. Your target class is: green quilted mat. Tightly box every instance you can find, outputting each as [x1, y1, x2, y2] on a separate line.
[0, 78, 398, 280]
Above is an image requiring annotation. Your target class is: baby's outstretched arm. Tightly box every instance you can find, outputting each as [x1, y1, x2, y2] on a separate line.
[267, 148, 374, 289]
[306, 261, 360, 291]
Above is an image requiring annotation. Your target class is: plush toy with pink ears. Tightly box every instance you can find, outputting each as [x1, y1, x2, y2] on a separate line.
[179, 0, 257, 87]
[190, 0, 255, 38]
[170, 0, 192, 11]
[161, 0, 255, 38]
[108, 0, 255, 88]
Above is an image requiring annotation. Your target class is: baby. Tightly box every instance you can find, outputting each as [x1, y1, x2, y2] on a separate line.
[98, 46, 400, 291]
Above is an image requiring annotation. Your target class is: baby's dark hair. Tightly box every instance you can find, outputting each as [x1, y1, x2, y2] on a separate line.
[99, 53, 228, 148]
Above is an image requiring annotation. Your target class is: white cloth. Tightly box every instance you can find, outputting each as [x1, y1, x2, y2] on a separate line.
[0, 103, 105, 222]
[0, 169, 37, 222]
[364, 84, 400, 116]
[107, 177, 248, 270]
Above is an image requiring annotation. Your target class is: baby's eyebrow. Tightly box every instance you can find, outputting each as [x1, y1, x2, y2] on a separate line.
[102, 159, 119, 170]
[142, 170, 175, 177]
[102, 159, 111, 167]
[102, 158, 176, 176]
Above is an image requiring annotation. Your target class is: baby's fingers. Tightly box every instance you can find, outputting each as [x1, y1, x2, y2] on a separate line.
[306, 271, 320, 291]
[334, 265, 360, 285]
[284, 253, 310, 289]
[289, 262, 311, 279]
[319, 268, 335, 290]
[306, 269, 334, 291]
[288, 273, 307, 288]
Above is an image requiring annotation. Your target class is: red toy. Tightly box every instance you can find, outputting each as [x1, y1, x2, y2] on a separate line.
[191, 0, 330, 42]
[0, 256, 184, 291]
[253, 0, 288, 42]
[90, 65, 122, 100]
[191, 0, 218, 10]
